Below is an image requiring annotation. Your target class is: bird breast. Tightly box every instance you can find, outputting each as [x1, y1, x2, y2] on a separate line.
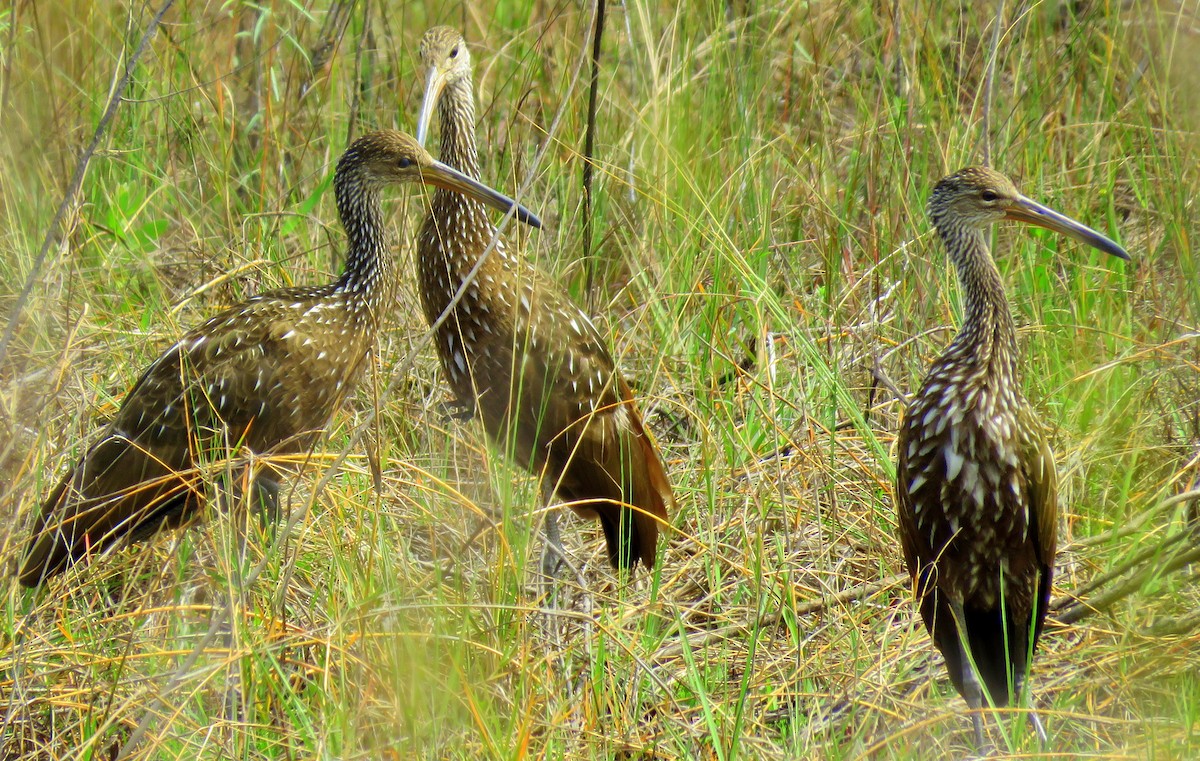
[902, 379, 1034, 603]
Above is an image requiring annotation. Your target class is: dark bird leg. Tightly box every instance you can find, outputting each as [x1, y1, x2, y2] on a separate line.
[217, 467, 281, 723]
[253, 474, 281, 524]
[950, 599, 989, 752]
[1027, 705, 1048, 743]
[539, 507, 565, 613]
[216, 464, 282, 574]
[537, 485, 589, 611]
[541, 507, 567, 583]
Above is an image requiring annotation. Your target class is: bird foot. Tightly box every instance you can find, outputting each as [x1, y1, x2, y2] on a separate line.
[438, 399, 476, 423]
[253, 477, 282, 525]
[1027, 708, 1048, 743]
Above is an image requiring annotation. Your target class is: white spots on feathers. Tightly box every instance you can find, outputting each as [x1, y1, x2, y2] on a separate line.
[944, 446, 965, 481]
[908, 472, 927, 499]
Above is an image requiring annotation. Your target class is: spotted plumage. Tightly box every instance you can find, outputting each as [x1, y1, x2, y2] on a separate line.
[895, 166, 1129, 743]
[415, 26, 673, 570]
[19, 130, 541, 586]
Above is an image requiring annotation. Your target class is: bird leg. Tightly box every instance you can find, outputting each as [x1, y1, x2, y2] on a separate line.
[537, 487, 588, 610]
[1016, 672, 1049, 743]
[1027, 707, 1048, 744]
[965, 671, 987, 752]
[251, 475, 281, 525]
[541, 508, 567, 583]
[217, 465, 282, 573]
[216, 464, 281, 521]
[536, 507, 567, 650]
[949, 599, 989, 752]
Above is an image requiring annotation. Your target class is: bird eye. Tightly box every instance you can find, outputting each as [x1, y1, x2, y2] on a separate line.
[398, 158, 412, 169]
[980, 190, 999, 202]
[449, 46, 459, 59]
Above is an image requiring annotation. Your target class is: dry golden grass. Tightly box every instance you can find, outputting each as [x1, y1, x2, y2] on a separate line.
[1, 1, 1198, 759]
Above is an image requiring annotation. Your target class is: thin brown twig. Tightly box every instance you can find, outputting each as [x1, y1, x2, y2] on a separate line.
[1068, 489, 1199, 550]
[1055, 540, 1200, 626]
[1146, 601, 1200, 637]
[581, 0, 607, 309]
[871, 356, 910, 409]
[1055, 528, 1190, 605]
[979, 0, 1006, 167]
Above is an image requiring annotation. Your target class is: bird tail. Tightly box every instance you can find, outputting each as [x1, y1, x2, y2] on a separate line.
[17, 468, 78, 586]
[929, 598, 1033, 708]
[17, 441, 200, 586]
[600, 395, 673, 570]
[963, 603, 1029, 707]
[554, 386, 674, 571]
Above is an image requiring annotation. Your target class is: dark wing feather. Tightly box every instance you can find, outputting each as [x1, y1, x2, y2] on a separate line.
[19, 290, 365, 585]
[1018, 405, 1058, 652]
[507, 280, 673, 569]
[894, 404, 937, 597]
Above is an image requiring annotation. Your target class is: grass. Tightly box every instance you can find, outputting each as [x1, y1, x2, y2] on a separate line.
[1, 0, 1198, 758]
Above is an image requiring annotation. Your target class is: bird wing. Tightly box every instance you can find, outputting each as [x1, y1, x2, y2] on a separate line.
[894, 409, 931, 579]
[1017, 405, 1058, 648]
[1019, 410, 1058, 568]
[516, 282, 673, 568]
[19, 289, 359, 585]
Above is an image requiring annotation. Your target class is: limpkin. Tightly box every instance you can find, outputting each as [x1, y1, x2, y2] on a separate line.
[414, 26, 673, 572]
[895, 166, 1129, 744]
[18, 130, 541, 586]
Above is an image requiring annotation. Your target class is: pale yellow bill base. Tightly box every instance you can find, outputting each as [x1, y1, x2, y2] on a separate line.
[416, 65, 443, 148]
[1005, 195, 1130, 261]
[419, 159, 543, 230]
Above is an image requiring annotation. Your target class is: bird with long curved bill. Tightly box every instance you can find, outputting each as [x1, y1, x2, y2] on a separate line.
[412, 26, 674, 579]
[19, 130, 541, 587]
[895, 166, 1129, 747]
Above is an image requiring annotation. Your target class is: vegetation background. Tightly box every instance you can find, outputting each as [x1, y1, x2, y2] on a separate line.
[1, 0, 1198, 758]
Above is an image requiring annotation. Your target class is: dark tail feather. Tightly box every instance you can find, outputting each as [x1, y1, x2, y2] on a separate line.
[17, 471, 77, 586]
[923, 590, 1035, 708]
[18, 455, 199, 587]
[556, 390, 674, 571]
[944, 603, 1037, 709]
[596, 507, 639, 570]
[963, 604, 1028, 707]
[605, 406, 673, 570]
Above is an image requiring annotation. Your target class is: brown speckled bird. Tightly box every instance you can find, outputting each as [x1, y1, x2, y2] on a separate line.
[414, 26, 673, 572]
[896, 166, 1129, 744]
[19, 130, 541, 586]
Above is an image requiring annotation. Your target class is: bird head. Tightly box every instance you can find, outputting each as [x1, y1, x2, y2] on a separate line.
[928, 166, 1128, 260]
[416, 26, 472, 147]
[337, 130, 541, 229]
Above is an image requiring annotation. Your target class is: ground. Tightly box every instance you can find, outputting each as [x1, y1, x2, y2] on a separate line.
[1, 1, 1198, 759]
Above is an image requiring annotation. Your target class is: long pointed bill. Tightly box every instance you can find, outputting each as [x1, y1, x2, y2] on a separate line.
[415, 66, 443, 148]
[1006, 195, 1130, 260]
[419, 159, 542, 229]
